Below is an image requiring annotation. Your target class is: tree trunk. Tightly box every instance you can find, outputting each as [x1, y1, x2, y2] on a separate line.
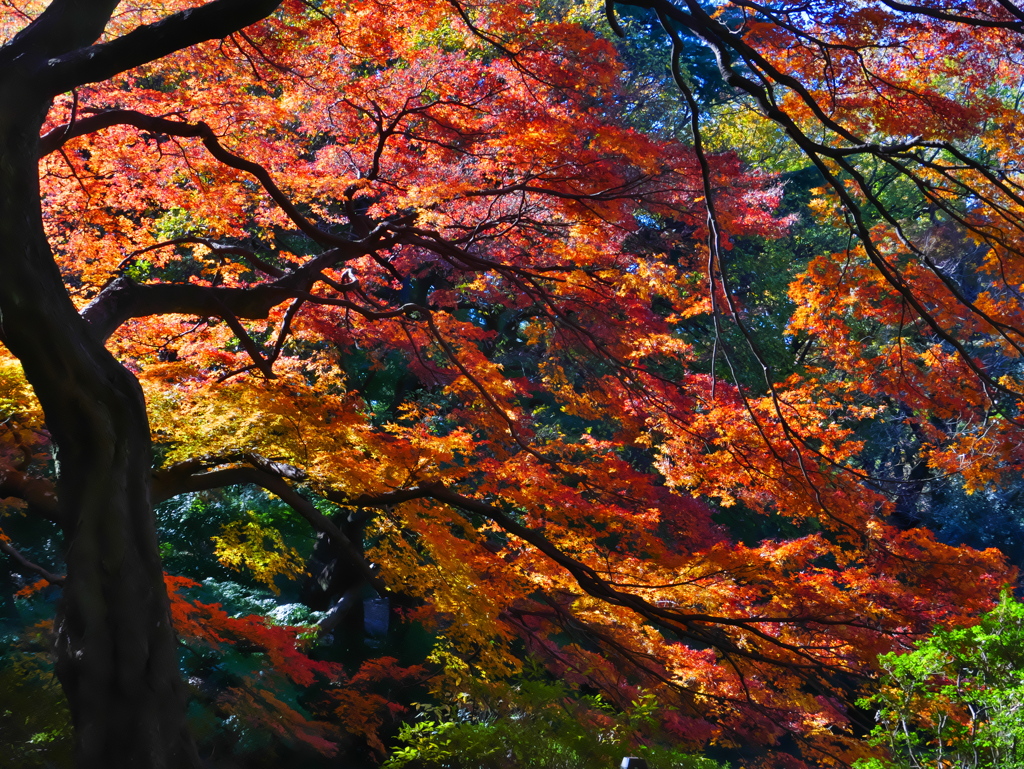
[0, 78, 198, 769]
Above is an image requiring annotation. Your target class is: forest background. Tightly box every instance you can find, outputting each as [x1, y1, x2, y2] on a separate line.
[2, 0, 1024, 767]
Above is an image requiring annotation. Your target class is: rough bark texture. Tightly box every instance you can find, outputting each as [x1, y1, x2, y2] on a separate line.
[0, 2, 288, 765]
[0, 77, 199, 768]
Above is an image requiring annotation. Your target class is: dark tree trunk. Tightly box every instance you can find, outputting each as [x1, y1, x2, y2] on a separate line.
[0, 78, 198, 769]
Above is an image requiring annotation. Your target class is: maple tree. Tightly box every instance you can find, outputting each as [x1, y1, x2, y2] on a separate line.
[1, 1, 1023, 768]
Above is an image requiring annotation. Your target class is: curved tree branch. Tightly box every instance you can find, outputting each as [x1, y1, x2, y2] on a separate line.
[37, 0, 286, 95]
[0, 538, 65, 586]
[617, 0, 1024, 421]
[40, 109, 361, 249]
[80, 242, 379, 340]
[152, 455, 386, 595]
[335, 481, 876, 678]
[0, 0, 118, 68]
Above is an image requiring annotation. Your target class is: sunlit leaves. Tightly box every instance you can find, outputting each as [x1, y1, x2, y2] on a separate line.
[3, 0, 1022, 765]
[857, 593, 1024, 768]
[211, 515, 307, 592]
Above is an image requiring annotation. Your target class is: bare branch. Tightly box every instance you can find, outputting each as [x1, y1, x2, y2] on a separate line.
[876, 0, 1024, 29]
[80, 244, 377, 340]
[0, 538, 64, 586]
[37, 0, 285, 95]
[0, 0, 119, 69]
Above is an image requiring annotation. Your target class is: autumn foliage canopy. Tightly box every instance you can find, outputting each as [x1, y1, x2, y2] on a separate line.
[2, 0, 1024, 767]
